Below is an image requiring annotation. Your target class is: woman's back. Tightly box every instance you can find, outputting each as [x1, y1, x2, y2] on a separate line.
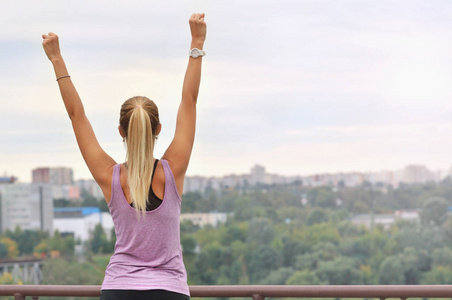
[102, 159, 189, 295]
[115, 160, 166, 206]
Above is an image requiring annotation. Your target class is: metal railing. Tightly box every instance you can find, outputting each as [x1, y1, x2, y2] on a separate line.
[0, 285, 451, 300]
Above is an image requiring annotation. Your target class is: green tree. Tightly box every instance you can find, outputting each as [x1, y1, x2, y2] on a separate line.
[181, 219, 200, 234]
[34, 241, 48, 257]
[181, 191, 202, 213]
[18, 230, 43, 255]
[260, 267, 294, 284]
[0, 237, 19, 258]
[400, 247, 421, 284]
[420, 197, 449, 227]
[307, 208, 329, 225]
[246, 245, 282, 283]
[181, 235, 197, 255]
[247, 218, 275, 246]
[49, 230, 64, 251]
[295, 223, 340, 245]
[379, 256, 405, 284]
[90, 224, 108, 254]
[337, 221, 366, 238]
[422, 266, 452, 284]
[98, 198, 109, 212]
[307, 187, 336, 208]
[220, 223, 247, 246]
[193, 242, 232, 284]
[431, 247, 452, 267]
[42, 257, 104, 285]
[53, 198, 71, 208]
[0, 243, 8, 259]
[61, 235, 75, 256]
[281, 238, 309, 267]
[286, 270, 322, 285]
[82, 195, 101, 207]
[315, 257, 363, 284]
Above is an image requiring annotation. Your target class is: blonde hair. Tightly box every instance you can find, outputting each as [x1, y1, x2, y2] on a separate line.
[119, 96, 160, 218]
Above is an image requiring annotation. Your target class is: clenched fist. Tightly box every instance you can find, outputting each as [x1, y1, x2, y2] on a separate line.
[189, 13, 206, 43]
[42, 32, 62, 62]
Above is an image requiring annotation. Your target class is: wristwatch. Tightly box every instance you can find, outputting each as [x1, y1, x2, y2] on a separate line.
[189, 48, 206, 58]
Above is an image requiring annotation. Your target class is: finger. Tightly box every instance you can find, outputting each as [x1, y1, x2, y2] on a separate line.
[42, 34, 46, 39]
[190, 13, 196, 20]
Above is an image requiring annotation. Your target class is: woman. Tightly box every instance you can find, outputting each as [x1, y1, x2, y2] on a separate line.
[42, 13, 207, 300]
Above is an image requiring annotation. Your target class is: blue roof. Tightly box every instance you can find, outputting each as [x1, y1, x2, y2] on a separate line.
[53, 207, 100, 216]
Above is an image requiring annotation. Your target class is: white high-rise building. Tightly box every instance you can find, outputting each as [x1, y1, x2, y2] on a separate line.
[250, 165, 266, 185]
[0, 183, 53, 232]
[402, 165, 435, 184]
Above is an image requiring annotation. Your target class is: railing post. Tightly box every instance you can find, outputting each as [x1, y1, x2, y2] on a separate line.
[252, 293, 265, 300]
[13, 293, 24, 300]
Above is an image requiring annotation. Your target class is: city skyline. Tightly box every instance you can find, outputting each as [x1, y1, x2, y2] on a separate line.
[1, 1, 451, 182]
[2, 161, 450, 184]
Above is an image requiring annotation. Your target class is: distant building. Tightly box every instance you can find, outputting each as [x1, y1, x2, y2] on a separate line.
[184, 164, 449, 192]
[51, 185, 81, 200]
[75, 179, 103, 198]
[401, 165, 435, 184]
[32, 168, 50, 184]
[32, 167, 81, 200]
[0, 176, 18, 184]
[32, 167, 73, 185]
[394, 209, 420, 221]
[180, 212, 227, 227]
[53, 208, 114, 241]
[184, 164, 301, 193]
[351, 210, 420, 230]
[0, 183, 53, 233]
[250, 165, 266, 185]
[351, 214, 396, 230]
[184, 176, 209, 193]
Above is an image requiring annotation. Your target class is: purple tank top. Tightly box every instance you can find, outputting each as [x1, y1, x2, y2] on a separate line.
[101, 159, 189, 296]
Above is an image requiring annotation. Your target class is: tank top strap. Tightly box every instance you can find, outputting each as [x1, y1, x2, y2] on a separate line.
[110, 164, 122, 205]
[161, 159, 182, 203]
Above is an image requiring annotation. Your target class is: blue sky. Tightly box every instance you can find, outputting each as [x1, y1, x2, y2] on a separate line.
[1, 0, 451, 182]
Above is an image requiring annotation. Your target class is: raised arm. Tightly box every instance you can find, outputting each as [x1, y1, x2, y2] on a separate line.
[42, 33, 116, 198]
[163, 13, 207, 191]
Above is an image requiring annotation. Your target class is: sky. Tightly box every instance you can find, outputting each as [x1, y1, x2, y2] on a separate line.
[0, 0, 451, 182]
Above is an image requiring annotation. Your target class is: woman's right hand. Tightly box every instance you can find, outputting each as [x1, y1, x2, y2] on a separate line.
[189, 13, 206, 43]
[42, 32, 62, 62]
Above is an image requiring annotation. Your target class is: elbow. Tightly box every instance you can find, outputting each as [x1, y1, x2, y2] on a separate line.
[67, 107, 85, 120]
[182, 94, 198, 105]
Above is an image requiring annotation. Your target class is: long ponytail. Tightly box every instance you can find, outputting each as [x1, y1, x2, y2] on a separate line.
[120, 96, 160, 218]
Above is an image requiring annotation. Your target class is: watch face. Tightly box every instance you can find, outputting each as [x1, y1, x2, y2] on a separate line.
[191, 49, 200, 58]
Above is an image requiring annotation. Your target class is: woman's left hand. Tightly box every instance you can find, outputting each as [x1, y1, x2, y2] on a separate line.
[42, 32, 62, 62]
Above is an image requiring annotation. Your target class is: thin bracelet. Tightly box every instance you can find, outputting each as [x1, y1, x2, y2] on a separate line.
[56, 75, 71, 81]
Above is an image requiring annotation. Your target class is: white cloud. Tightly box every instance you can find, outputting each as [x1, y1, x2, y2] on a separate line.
[1, 0, 451, 181]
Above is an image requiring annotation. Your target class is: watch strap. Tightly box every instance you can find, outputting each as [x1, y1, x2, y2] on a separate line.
[189, 48, 206, 58]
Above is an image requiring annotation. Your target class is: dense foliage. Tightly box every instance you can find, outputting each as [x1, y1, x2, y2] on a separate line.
[0, 177, 450, 290]
[180, 178, 451, 285]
